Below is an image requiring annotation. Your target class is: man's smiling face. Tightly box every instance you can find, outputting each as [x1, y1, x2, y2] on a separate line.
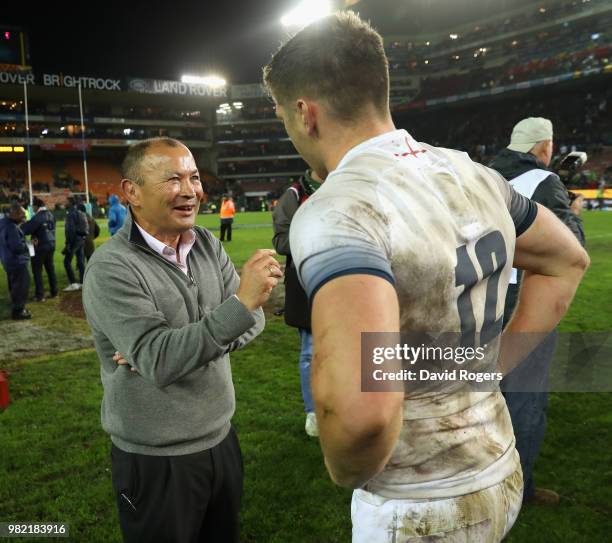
[128, 142, 203, 238]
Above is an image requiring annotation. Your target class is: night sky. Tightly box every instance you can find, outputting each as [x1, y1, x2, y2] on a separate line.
[3, 0, 298, 84]
[2, 0, 538, 85]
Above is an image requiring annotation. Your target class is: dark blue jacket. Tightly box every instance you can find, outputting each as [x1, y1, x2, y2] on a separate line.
[108, 195, 127, 236]
[22, 208, 56, 253]
[65, 207, 89, 245]
[0, 216, 30, 271]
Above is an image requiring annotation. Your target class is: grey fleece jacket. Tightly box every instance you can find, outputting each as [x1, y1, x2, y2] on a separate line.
[83, 212, 265, 456]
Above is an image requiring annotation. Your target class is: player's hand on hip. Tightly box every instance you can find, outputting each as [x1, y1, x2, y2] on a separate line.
[236, 249, 283, 311]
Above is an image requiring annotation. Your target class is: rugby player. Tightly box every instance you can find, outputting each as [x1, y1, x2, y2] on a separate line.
[263, 12, 589, 542]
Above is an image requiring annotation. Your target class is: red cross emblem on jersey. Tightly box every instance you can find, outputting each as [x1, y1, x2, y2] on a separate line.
[395, 137, 427, 158]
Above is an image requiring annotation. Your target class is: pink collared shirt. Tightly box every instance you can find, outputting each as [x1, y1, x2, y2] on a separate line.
[135, 222, 196, 276]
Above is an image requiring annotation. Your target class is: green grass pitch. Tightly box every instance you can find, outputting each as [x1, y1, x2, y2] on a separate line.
[0, 211, 611, 542]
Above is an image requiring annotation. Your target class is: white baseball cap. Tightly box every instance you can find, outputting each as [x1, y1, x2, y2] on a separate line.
[507, 117, 553, 153]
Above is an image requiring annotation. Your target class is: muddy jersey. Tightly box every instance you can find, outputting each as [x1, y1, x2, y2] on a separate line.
[290, 129, 537, 499]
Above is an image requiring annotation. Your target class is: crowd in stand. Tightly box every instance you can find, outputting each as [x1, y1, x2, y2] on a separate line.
[0, 102, 208, 124]
[1, 123, 209, 141]
[219, 157, 304, 177]
[386, 1, 610, 103]
[396, 83, 611, 186]
[419, 43, 609, 100]
[216, 123, 286, 143]
[218, 140, 297, 158]
[387, 0, 608, 69]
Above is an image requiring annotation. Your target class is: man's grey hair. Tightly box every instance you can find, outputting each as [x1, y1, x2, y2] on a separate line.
[121, 137, 183, 185]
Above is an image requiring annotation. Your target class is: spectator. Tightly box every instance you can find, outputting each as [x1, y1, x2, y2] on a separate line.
[596, 178, 606, 210]
[220, 194, 236, 242]
[21, 197, 58, 301]
[63, 198, 89, 292]
[107, 194, 127, 235]
[0, 203, 31, 319]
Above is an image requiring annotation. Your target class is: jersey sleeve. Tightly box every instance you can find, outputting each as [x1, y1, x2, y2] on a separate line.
[289, 181, 395, 302]
[479, 164, 538, 236]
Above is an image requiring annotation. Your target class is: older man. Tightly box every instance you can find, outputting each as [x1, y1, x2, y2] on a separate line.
[264, 12, 588, 542]
[491, 118, 586, 506]
[83, 137, 281, 543]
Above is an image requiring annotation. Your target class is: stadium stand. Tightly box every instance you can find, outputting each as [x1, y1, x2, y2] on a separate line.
[0, 0, 609, 207]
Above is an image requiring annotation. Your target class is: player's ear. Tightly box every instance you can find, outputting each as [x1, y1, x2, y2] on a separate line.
[296, 99, 318, 137]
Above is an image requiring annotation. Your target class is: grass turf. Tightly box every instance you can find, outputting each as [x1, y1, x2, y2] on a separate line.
[0, 211, 611, 542]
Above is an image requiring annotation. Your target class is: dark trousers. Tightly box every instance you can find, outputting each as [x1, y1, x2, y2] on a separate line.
[220, 218, 233, 241]
[111, 427, 243, 543]
[501, 330, 558, 501]
[6, 265, 30, 315]
[64, 239, 85, 284]
[31, 249, 57, 298]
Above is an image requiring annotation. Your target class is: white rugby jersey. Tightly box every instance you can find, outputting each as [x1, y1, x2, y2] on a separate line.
[290, 129, 536, 500]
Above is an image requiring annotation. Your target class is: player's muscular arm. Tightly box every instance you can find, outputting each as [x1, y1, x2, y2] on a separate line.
[499, 203, 589, 373]
[311, 274, 404, 489]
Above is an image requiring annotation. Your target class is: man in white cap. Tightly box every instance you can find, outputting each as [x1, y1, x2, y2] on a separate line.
[490, 117, 585, 507]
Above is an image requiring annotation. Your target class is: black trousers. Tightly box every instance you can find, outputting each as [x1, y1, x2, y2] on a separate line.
[63, 239, 85, 284]
[111, 427, 243, 543]
[31, 249, 58, 298]
[6, 265, 30, 315]
[220, 219, 233, 241]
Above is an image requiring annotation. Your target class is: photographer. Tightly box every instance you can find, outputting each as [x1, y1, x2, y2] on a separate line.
[491, 117, 585, 507]
[272, 169, 324, 437]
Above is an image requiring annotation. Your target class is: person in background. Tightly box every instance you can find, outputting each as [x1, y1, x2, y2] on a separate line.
[220, 194, 236, 242]
[22, 197, 57, 301]
[490, 117, 586, 507]
[272, 169, 324, 437]
[596, 178, 606, 210]
[63, 198, 89, 292]
[78, 203, 101, 262]
[0, 203, 31, 319]
[108, 194, 127, 235]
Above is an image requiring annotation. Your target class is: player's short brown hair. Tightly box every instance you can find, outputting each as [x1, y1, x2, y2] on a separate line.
[263, 11, 389, 122]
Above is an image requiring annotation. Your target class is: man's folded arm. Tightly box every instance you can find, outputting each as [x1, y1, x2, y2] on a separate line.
[83, 260, 259, 387]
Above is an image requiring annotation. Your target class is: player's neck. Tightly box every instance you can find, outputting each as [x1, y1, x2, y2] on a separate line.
[325, 115, 396, 173]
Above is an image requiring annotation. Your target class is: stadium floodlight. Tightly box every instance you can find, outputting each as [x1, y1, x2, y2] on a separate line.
[281, 0, 331, 27]
[181, 74, 226, 88]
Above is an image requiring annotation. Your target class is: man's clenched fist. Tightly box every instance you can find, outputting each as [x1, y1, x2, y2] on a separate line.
[236, 249, 283, 311]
